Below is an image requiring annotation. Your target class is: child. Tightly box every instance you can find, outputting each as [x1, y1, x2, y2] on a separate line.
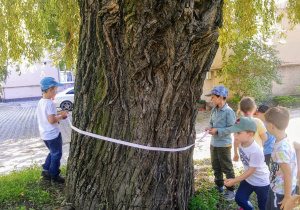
[205, 86, 236, 200]
[225, 117, 270, 210]
[255, 105, 276, 169]
[265, 106, 297, 209]
[37, 77, 68, 185]
[233, 97, 267, 162]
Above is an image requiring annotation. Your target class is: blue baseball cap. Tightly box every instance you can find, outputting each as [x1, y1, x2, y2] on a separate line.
[40, 77, 64, 92]
[205, 86, 228, 97]
[228, 117, 258, 133]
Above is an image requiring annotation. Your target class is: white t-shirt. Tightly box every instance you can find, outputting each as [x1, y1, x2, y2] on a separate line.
[239, 140, 270, 186]
[37, 99, 60, 140]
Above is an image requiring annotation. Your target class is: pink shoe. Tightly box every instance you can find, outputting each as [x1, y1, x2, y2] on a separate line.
[239, 207, 244, 210]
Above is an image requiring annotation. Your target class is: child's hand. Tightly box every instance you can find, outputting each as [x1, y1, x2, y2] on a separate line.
[209, 128, 218, 135]
[205, 127, 211, 131]
[284, 194, 300, 210]
[62, 111, 68, 119]
[233, 154, 239, 162]
[279, 196, 291, 210]
[224, 179, 235, 187]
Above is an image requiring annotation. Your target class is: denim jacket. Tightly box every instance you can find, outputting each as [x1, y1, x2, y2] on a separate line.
[209, 103, 236, 147]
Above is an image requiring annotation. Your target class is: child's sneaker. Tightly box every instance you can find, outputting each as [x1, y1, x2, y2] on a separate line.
[211, 186, 224, 193]
[41, 170, 51, 180]
[51, 175, 65, 186]
[223, 190, 235, 200]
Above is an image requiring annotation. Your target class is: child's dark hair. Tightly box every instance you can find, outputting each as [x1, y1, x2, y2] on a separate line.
[215, 95, 227, 100]
[238, 97, 257, 116]
[265, 106, 290, 130]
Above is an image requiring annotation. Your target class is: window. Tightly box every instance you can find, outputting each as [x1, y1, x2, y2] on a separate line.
[66, 89, 74, 94]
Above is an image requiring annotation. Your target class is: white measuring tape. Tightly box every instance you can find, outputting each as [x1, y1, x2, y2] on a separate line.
[67, 117, 209, 152]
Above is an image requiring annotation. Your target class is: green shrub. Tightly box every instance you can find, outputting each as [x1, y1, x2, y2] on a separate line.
[273, 95, 300, 108]
[200, 100, 207, 105]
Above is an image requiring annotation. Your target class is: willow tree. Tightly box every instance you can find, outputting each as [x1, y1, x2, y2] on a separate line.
[65, 1, 222, 209]
[2, 0, 300, 209]
[0, 0, 79, 75]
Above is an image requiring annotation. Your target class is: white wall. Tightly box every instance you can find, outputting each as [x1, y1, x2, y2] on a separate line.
[2, 61, 60, 100]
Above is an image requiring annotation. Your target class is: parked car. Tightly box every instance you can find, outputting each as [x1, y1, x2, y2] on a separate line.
[52, 87, 74, 111]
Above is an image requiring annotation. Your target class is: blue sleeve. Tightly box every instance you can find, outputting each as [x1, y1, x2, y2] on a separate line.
[217, 109, 236, 137]
[209, 113, 213, 128]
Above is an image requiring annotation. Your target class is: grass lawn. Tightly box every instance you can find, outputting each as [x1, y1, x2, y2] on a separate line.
[191, 158, 260, 210]
[0, 160, 262, 210]
[0, 165, 67, 210]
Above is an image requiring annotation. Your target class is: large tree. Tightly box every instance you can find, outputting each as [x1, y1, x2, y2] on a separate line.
[65, 0, 222, 209]
[1, 0, 300, 209]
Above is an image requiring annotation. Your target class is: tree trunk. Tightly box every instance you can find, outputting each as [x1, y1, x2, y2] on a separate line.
[66, 0, 223, 209]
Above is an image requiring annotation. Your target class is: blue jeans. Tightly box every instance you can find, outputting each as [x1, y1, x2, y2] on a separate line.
[42, 133, 62, 177]
[235, 180, 269, 210]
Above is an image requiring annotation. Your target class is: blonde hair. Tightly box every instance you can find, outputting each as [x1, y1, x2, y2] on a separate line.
[238, 97, 257, 116]
[265, 106, 290, 130]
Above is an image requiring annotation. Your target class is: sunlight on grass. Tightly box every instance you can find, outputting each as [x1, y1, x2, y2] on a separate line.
[192, 158, 255, 210]
[0, 164, 67, 209]
[0, 164, 50, 206]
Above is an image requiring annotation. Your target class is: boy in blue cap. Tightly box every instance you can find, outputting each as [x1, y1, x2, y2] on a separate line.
[37, 77, 68, 185]
[225, 117, 270, 210]
[205, 86, 236, 200]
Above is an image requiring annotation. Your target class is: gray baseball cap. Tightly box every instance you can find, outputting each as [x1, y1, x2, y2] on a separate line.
[228, 117, 258, 133]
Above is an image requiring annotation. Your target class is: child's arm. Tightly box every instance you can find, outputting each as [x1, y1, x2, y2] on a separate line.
[260, 133, 267, 146]
[224, 167, 256, 187]
[294, 141, 300, 182]
[257, 119, 267, 146]
[278, 163, 293, 209]
[233, 141, 239, 162]
[205, 112, 213, 132]
[48, 114, 64, 124]
[285, 194, 300, 210]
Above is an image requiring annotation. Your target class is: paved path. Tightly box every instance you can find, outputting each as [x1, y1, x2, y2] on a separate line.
[0, 101, 299, 175]
[0, 100, 71, 174]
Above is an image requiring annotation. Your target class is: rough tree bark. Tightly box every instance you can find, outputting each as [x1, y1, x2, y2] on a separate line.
[66, 0, 223, 209]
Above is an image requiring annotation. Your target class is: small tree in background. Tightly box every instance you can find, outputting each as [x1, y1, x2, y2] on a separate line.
[219, 39, 282, 102]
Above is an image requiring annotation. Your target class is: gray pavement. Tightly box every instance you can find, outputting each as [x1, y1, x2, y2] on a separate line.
[0, 100, 71, 174]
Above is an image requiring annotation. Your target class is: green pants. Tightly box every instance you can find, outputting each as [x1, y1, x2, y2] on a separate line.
[210, 145, 235, 191]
